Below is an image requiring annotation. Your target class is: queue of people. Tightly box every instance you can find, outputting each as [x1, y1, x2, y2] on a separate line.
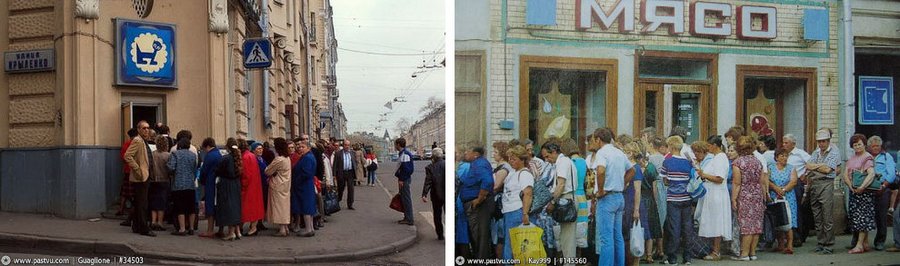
[456, 125, 900, 265]
[117, 120, 412, 240]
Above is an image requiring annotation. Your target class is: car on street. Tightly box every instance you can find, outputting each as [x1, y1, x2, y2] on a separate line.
[424, 150, 433, 160]
[390, 154, 399, 162]
[412, 154, 422, 161]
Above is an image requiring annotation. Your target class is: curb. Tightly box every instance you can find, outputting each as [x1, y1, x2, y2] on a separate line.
[0, 227, 418, 264]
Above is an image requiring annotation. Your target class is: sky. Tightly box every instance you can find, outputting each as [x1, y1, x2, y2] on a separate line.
[331, 0, 446, 138]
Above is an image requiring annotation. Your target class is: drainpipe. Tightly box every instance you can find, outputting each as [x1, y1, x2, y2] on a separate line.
[261, 0, 272, 133]
[841, 0, 854, 159]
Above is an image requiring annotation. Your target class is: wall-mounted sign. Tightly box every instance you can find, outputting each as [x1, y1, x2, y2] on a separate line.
[115, 18, 177, 88]
[575, 0, 778, 40]
[4, 49, 55, 73]
[858, 76, 894, 125]
[243, 38, 272, 69]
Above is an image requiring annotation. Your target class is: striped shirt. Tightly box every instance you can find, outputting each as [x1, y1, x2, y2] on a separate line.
[660, 155, 692, 202]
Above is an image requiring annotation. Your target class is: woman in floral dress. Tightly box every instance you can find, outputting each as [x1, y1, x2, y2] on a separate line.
[768, 148, 799, 254]
[730, 136, 767, 261]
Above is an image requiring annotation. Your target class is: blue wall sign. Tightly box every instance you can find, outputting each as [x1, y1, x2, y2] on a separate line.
[858, 76, 894, 125]
[243, 38, 272, 69]
[115, 19, 177, 88]
[4, 49, 55, 73]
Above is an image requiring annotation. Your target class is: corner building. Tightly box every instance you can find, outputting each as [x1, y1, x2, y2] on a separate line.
[0, 0, 338, 218]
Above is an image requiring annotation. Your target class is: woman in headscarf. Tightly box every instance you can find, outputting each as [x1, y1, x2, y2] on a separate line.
[239, 139, 265, 236]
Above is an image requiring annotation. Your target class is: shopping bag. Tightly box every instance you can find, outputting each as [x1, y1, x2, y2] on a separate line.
[509, 225, 547, 266]
[324, 189, 341, 215]
[767, 199, 790, 231]
[390, 193, 404, 213]
[576, 221, 589, 248]
[630, 221, 645, 257]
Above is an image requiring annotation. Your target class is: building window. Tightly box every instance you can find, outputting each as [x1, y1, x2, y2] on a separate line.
[310, 12, 317, 41]
[736, 66, 817, 150]
[520, 56, 618, 154]
[311, 56, 316, 85]
[455, 53, 485, 146]
[527, 69, 607, 153]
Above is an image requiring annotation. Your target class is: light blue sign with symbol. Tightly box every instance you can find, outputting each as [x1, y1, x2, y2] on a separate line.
[115, 19, 177, 88]
[858, 76, 894, 125]
[243, 38, 272, 69]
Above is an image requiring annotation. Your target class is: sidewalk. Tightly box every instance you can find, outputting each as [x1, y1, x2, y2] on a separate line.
[0, 181, 417, 264]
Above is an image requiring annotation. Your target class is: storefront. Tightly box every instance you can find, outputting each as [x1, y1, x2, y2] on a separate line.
[851, 1, 900, 153]
[456, 0, 841, 155]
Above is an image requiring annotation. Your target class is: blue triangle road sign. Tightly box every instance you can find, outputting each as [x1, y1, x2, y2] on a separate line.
[243, 38, 272, 68]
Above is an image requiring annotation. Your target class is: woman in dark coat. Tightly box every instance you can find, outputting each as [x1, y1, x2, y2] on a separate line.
[292, 141, 318, 237]
[216, 138, 243, 241]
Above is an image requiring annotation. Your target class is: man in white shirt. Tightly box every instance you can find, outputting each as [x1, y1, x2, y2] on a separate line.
[783, 133, 811, 246]
[542, 142, 577, 265]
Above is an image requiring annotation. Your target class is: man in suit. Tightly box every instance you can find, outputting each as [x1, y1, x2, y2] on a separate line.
[422, 148, 445, 240]
[333, 140, 358, 210]
[123, 120, 156, 237]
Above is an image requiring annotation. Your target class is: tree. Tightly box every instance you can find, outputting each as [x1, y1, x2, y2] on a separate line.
[395, 117, 411, 137]
[419, 96, 445, 115]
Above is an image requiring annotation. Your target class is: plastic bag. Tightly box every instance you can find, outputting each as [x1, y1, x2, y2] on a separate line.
[576, 221, 589, 248]
[630, 221, 645, 257]
[509, 225, 547, 266]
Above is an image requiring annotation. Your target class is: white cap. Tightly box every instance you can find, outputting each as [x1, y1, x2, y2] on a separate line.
[815, 129, 831, 141]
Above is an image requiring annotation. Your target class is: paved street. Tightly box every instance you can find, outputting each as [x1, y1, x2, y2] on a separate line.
[0, 160, 444, 266]
[306, 160, 447, 266]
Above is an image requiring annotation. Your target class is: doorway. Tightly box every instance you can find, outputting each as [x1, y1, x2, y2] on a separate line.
[634, 51, 717, 141]
[121, 95, 165, 142]
[638, 83, 710, 144]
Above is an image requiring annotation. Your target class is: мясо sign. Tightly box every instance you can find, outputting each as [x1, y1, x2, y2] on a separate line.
[115, 18, 176, 88]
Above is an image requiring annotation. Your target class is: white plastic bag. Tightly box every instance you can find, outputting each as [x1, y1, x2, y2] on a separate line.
[630, 221, 645, 257]
[576, 221, 588, 248]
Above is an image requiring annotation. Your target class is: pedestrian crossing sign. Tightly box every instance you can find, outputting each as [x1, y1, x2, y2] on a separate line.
[243, 38, 272, 68]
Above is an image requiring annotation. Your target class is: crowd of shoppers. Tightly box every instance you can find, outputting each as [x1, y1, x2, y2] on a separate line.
[118, 120, 418, 240]
[456, 125, 900, 265]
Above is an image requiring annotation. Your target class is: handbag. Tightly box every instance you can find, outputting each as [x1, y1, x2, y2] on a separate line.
[324, 188, 341, 215]
[367, 160, 378, 171]
[851, 171, 883, 190]
[767, 199, 791, 231]
[529, 170, 553, 214]
[551, 162, 577, 223]
[390, 193, 405, 213]
[687, 168, 707, 199]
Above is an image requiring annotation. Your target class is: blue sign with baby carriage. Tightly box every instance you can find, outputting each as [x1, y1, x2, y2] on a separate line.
[858, 76, 894, 125]
[115, 19, 177, 88]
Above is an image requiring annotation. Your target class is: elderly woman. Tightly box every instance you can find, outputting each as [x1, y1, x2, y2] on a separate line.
[769, 148, 800, 254]
[167, 138, 199, 236]
[265, 138, 292, 236]
[499, 145, 534, 261]
[731, 136, 767, 261]
[867, 135, 896, 251]
[696, 135, 733, 261]
[845, 134, 878, 254]
[292, 141, 318, 237]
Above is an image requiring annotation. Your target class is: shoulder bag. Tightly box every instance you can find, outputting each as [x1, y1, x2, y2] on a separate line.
[551, 161, 577, 223]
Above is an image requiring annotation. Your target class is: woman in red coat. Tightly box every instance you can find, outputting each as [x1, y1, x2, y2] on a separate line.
[238, 139, 265, 236]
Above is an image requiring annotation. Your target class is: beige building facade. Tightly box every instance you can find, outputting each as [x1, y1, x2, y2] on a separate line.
[409, 105, 446, 156]
[0, 0, 340, 218]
